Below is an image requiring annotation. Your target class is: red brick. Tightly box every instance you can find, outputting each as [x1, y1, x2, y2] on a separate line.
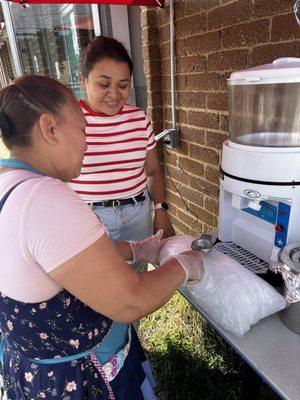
[176, 14, 206, 39]
[220, 114, 229, 132]
[271, 13, 300, 42]
[170, 214, 190, 234]
[176, 55, 206, 73]
[185, 0, 219, 15]
[140, 8, 157, 28]
[144, 59, 161, 75]
[162, 75, 186, 91]
[142, 26, 159, 45]
[179, 158, 205, 180]
[178, 91, 206, 109]
[249, 41, 300, 66]
[208, 0, 252, 29]
[187, 73, 219, 91]
[190, 144, 219, 165]
[222, 19, 270, 49]
[206, 130, 228, 150]
[174, 1, 186, 18]
[207, 92, 228, 112]
[142, 44, 161, 60]
[253, 0, 292, 18]
[219, 72, 231, 91]
[147, 91, 163, 107]
[170, 182, 204, 209]
[159, 24, 170, 42]
[165, 164, 190, 185]
[161, 42, 171, 59]
[177, 208, 204, 230]
[205, 197, 219, 215]
[187, 203, 217, 227]
[178, 139, 189, 155]
[207, 49, 248, 72]
[162, 91, 171, 105]
[175, 39, 187, 57]
[161, 60, 172, 75]
[186, 31, 222, 56]
[205, 165, 220, 185]
[188, 111, 219, 130]
[177, 109, 188, 125]
[176, 75, 187, 91]
[166, 189, 188, 210]
[179, 126, 206, 145]
[157, 3, 170, 25]
[147, 75, 161, 91]
[164, 149, 177, 165]
[190, 176, 220, 199]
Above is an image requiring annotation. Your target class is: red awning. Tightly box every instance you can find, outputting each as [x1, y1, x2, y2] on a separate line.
[8, 0, 164, 6]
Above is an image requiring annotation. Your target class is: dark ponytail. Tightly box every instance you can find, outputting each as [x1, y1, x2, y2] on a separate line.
[0, 75, 75, 149]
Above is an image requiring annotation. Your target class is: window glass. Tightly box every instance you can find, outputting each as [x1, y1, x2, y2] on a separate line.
[9, 3, 95, 98]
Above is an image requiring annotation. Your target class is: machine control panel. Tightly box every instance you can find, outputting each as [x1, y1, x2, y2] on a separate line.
[242, 201, 290, 248]
[274, 202, 290, 248]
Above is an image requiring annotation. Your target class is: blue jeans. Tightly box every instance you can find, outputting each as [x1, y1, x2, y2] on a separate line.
[91, 191, 152, 272]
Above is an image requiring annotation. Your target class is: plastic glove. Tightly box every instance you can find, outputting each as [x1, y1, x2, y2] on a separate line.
[164, 250, 204, 285]
[158, 234, 196, 265]
[129, 229, 164, 264]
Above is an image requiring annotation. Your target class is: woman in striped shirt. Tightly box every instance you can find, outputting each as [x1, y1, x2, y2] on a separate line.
[70, 36, 175, 272]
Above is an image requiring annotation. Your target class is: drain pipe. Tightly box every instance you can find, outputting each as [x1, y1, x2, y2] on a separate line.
[155, 0, 180, 148]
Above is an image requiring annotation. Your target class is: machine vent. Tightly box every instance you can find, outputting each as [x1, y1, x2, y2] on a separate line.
[214, 242, 269, 274]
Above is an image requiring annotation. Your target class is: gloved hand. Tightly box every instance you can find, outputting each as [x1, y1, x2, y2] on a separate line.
[164, 250, 204, 285]
[129, 229, 164, 265]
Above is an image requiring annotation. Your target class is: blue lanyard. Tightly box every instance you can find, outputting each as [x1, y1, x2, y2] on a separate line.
[0, 158, 43, 175]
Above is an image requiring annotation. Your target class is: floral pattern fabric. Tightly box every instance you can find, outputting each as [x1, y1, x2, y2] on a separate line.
[0, 289, 156, 400]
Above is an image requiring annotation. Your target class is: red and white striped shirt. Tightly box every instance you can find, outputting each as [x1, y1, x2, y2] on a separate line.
[69, 100, 156, 202]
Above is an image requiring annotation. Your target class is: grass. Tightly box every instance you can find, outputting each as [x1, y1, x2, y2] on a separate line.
[140, 292, 281, 400]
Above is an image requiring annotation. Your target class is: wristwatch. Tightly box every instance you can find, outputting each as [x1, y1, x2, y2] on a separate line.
[154, 202, 169, 212]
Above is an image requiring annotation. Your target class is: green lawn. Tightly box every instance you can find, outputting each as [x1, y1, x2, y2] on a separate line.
[140, 292, 281, 400]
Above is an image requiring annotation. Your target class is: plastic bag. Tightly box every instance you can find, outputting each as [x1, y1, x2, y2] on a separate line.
[159, 234, 195, 265]
[187, 248, 286, 337]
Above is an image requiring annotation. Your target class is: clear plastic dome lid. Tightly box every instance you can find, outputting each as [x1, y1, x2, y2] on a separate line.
[228, 58, 300, 147]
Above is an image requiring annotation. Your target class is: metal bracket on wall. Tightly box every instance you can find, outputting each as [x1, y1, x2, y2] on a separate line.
[155, 128, 180, 149]
[155, 0, 180, 149]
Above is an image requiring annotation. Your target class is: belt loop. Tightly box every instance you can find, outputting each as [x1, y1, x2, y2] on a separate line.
[132, 195, 138, 206]
[112, 199, 120, 208]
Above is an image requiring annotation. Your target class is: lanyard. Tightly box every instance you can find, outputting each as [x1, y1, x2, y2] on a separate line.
[0, 158, 43, 175]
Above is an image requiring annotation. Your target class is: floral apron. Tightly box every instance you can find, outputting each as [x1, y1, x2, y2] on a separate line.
[0, 181, 156, 400]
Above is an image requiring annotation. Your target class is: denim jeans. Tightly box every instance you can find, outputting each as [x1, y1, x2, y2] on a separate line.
[91, 191, 152, 273]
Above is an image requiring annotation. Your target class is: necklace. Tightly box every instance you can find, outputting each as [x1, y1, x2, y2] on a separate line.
[0, 158, 43, 175]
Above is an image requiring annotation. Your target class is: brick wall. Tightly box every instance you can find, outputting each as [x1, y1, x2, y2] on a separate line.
[141, 0, 300, 235]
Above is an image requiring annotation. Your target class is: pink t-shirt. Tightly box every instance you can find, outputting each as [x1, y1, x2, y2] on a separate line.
[0, 170, 106, 303]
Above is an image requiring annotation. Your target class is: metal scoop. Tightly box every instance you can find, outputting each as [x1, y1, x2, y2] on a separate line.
[191, 234, 213, 253]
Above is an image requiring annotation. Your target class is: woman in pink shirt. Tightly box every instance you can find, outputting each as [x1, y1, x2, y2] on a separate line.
[69, 36, 175, 274]
[0, 75, 203, 399]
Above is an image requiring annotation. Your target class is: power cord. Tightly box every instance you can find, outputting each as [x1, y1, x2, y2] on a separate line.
[163, 146, 219, 227]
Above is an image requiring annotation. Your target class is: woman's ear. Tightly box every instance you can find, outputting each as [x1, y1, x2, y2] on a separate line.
[38, 113, 59, 145]
[81, 75, 87, 91]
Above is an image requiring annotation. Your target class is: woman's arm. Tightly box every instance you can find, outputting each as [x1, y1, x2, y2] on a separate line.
[145, 148, 175, 238]
[49, 233, 188, 323]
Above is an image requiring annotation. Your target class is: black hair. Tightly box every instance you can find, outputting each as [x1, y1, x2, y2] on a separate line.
[81, 35, 133, 78]
[0, 75, 75, 149]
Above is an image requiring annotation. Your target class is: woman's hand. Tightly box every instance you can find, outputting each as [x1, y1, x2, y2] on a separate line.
[130, 229, 164, 265]
[153, 210, 175, 238]
[166, 250, 205, 285]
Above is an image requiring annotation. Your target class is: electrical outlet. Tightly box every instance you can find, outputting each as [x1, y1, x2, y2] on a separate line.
[155, 128, 180, 149]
